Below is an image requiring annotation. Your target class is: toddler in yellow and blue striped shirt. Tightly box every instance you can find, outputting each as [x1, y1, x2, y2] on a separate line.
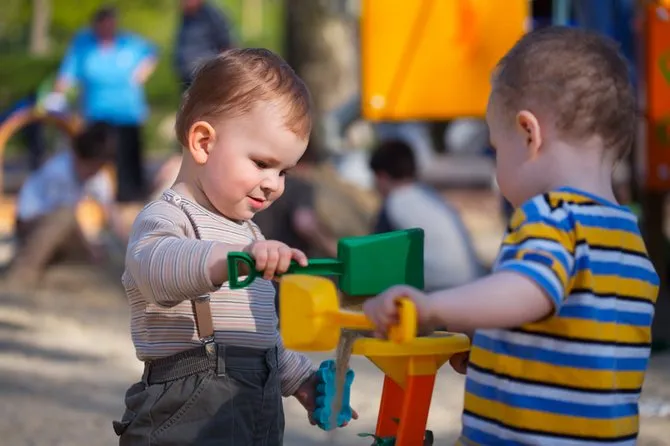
[363, 26, 659, 445]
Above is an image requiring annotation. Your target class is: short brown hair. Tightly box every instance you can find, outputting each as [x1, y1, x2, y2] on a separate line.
[175, 48, 312, 147]
[369, 139, 417, 180]
[491, 26, 635, 157]
[73, 121, 116, 162]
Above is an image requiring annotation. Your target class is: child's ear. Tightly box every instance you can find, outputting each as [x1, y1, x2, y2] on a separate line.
[188, 121, 216, 165]
[516, 110, 542, 157]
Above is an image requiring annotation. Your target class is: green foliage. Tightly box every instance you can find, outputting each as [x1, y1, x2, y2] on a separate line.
[0, 0, 285, 154]
[0, 54, 60, 107]
[0, 0, 284, 53]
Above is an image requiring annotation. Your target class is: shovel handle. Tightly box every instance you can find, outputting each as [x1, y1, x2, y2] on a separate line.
[227, 252, 343, 289]
[228, 252, 260, 289]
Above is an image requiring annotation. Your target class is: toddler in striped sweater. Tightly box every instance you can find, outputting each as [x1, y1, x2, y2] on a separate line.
[114, 48, 348, 446]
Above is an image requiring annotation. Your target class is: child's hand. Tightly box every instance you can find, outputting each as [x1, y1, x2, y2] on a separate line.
[293, 373, 359, 427]
[293, 373, 317, 424]
[243, 240, 308, 280]
[449, 351, 470, 375]
[363, 285, 433, 338]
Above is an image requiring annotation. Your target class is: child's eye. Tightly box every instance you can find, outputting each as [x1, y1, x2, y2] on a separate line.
[254, 160, 268, 169]
[279, 170, 287, 177]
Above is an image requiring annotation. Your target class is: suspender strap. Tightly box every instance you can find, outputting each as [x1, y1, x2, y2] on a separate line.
[163, 194, 215, 343]
[192, 298, 215, 341]
[163, 192, 259, 344]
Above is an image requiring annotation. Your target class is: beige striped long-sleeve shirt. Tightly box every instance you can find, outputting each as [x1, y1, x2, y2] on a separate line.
[122, 189, 314, 396]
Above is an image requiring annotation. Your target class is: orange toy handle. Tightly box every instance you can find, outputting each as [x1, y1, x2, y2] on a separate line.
[332, 297, 417, 343]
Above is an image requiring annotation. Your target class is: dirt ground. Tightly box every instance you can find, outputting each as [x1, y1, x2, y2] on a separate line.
[0, 189, 668, 446]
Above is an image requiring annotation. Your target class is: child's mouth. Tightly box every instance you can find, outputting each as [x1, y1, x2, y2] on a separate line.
[248, 196, 266, 210]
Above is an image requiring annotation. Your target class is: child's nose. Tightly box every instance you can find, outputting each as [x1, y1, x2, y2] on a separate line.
[260, 173, 281, 192]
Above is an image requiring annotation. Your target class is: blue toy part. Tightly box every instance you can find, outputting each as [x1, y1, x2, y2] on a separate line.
[312, 359, 355, 431]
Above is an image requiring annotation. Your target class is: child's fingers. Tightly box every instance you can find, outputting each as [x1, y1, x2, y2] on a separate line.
[263, 248, 280, 280]
[291, 248, 308, 266]
[275, 245, 293, 274]
[364, 298, 396, 338]
[253, 247, 268, 271]
[352, 409, 359, 420]
[367, 298, 396, 334]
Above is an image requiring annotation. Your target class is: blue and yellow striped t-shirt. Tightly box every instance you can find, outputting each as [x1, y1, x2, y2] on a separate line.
[460, 188, 659, 445]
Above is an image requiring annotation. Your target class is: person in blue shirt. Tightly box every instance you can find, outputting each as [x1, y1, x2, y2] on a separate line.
[52, 6, 158, 203]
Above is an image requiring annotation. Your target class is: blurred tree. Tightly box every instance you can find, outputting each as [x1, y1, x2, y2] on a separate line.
[29, 0, 51, 55]
[284, 0, 359, 153]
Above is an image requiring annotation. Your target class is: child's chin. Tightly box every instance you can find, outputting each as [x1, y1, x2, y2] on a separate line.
[240, 207, 259, 220]
[218, 207, 253, 222]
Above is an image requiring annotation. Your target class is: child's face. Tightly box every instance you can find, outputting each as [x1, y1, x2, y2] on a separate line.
[486, 95, 544, 208]
[193, 102, 308, 221]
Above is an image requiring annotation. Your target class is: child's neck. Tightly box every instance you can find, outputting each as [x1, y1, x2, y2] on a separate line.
[172, 164, 219, 215]
[542, 143, 618, 204]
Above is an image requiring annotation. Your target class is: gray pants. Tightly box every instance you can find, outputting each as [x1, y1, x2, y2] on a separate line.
[114, 344, 284, 446]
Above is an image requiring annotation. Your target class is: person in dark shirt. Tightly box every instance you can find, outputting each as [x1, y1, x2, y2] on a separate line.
[163, 1, 235, 182]
[174, 0, 234, 90]
[369, 139, 485, 291]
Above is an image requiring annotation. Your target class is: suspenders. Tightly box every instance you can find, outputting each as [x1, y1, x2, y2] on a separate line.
[164, 193, 259, 351]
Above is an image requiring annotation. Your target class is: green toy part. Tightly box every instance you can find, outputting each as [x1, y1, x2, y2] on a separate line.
[227, 252, 342, 289]
[227, 229, 425, 296]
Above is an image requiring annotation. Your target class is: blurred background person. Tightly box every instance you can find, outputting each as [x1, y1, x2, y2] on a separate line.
[5, 122, 122, 288]
[175, 0, 234, 91]
[151, 1, 236, 201]
[369, 139, 486, 291]
[49, 6, 157, 204]
[254, 144, 338, 259]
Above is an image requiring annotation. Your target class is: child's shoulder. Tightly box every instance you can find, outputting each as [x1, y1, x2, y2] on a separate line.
[512, 188, 633, 231]
[135, 196, 184, 220]
[130, 196, 193, 237]
[511, 192, 568, 223]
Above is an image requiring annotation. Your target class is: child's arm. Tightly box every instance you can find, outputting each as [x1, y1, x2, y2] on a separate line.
[426, 272, 554, 333]
[364, 273, 553, 336]
[125, 204, 243, 306]
[126, 202, 307, 306]
[364, 196, 576, 336]
[276, 336, 316, 397]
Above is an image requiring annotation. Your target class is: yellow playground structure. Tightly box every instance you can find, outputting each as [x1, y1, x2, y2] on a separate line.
[361, 0, 528, 120]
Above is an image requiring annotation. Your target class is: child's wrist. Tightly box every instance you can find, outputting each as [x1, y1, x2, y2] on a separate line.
[423, 297, 441, 330]
[208, 242, 247, 285]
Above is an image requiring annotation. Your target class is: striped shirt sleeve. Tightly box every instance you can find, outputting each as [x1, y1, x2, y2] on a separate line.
[276, 335, 317, 396]
[495, 195, 576, 309]
[124, 201, 219, 306]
